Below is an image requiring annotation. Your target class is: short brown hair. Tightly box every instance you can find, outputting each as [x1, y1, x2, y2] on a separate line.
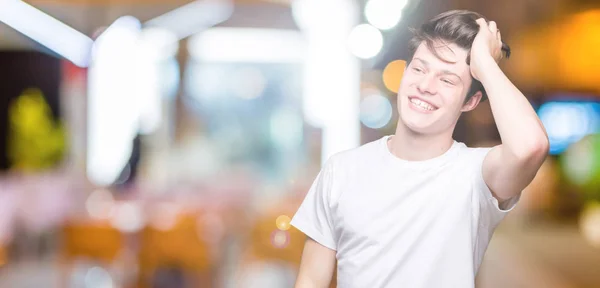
[407, 10, 511, 102]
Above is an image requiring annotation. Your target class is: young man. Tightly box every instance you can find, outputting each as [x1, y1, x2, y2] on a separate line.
[291, 10, 549, 288]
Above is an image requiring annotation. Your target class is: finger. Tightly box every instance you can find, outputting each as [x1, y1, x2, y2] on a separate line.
[475, 18, 487, 30]
[499, 33, 506, 60]
[497, 32, 504, 61]
[488, 21, 498, 34]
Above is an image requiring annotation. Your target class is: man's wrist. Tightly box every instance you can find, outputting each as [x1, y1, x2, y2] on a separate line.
[476, 56, 502, 86]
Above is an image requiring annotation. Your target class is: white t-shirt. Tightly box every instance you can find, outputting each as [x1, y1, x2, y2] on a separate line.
[291, 135, 520, 288]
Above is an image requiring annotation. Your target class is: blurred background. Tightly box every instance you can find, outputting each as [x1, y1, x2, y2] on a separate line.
[0, 0, 599, 287]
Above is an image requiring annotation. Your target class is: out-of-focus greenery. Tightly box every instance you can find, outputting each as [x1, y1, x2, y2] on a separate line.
[7, 88, 66, 171]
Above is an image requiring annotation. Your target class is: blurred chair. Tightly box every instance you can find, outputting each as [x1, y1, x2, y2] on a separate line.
[60, 221, 125, 287]
[62, 221, 123, 262]
[137, 213, 216, 288]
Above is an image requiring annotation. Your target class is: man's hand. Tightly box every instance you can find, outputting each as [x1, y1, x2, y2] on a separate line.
[470, 18, 503, 81]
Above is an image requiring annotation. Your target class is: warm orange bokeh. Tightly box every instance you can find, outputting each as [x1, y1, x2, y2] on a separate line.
[508, 9, 600, 93]
[382, 59, 407, 94]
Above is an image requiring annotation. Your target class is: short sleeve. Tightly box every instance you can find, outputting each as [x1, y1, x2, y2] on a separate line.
[290, 158, 337, 251]
[472, 148, 521, 230]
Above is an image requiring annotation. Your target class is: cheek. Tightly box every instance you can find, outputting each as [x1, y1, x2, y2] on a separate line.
[439, 86, 466, 106]
[398, 77, 417, 94]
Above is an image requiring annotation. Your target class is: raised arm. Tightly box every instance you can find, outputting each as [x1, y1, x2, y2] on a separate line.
[470, 18, 549, 202]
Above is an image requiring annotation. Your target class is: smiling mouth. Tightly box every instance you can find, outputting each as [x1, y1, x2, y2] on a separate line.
[409, 97, 438, 111]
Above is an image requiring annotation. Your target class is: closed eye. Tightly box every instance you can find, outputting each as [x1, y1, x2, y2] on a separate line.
[441, 78, 454, 85]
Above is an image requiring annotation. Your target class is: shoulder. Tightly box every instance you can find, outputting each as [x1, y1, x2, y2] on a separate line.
[454, 142, 494, 162]
[444, 142, 496, 177]
[327, 137, 385, 170]
[322, 137, 385, 198]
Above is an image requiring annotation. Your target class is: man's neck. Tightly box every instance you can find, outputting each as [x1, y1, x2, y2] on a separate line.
[388, 121, 455, 161]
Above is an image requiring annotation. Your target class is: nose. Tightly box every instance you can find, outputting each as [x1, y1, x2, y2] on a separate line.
[416, 74, 437, 95]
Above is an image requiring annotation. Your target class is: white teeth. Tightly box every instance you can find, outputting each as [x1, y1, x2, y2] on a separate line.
[410, 98, 435, 111]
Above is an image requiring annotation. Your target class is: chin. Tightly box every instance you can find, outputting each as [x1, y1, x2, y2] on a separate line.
[399, 105, 436, 133]
[400, 116, 435, 134]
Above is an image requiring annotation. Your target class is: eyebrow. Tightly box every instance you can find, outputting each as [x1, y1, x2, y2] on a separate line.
[413, 57, 463, 81]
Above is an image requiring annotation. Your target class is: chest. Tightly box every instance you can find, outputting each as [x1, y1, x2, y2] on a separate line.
[332, 166, 476, 248]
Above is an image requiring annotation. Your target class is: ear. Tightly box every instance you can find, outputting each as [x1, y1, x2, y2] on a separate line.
[461, 91, 482, 112]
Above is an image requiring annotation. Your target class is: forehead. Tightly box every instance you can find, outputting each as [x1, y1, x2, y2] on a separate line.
[411, 41, 471, 76]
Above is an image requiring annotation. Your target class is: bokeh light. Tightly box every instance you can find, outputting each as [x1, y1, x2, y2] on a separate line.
[110, 202, 144, 233]
[270, 230, 290, 249]
[537, 101, 600, 154]
[348, 24, 383, 59]
[149, 202, 180, 231]
[561, 133, 600, 199]
[364, 0, 407, 30]
[291, 0, 357, 33]
[84, 266, 114, 288]
[562, 135, 597, 186]
[555, 10, 600, 91]
[86, 189, 115, 220]
[382, 59, 406, 93]
[580, 202, 600, 248]
[187, 65, 228, 102]
[275, 215, 291, 231]
[360, 93, 393, 129]
[231, 67, 267, 100]
[270, 108, 303, 150]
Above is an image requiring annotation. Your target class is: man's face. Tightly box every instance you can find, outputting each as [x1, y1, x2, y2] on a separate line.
[397, 41, 481, 135]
